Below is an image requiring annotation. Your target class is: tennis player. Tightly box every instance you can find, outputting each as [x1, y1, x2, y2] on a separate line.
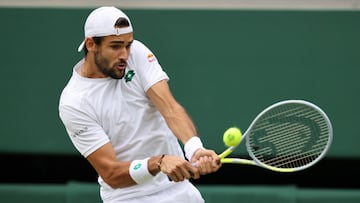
[59, 6, 221, 203]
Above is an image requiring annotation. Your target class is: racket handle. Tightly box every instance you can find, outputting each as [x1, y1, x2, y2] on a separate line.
[221, 158, 256, 165]
[168, 163, 196, 181]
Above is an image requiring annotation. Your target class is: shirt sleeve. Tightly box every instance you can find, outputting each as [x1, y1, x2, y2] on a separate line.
[129, 40, 169, 92]
[59, 105, 110, 158]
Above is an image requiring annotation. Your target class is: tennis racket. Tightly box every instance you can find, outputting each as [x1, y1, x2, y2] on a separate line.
[219, 100, 333, 172]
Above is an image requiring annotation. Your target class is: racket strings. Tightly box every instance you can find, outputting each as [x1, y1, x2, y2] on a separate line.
[258, 147, 324, 169]
[248, 103, 330, 169]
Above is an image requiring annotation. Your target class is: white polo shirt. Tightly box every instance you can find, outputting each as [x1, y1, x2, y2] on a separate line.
[59, 40, 185, 201]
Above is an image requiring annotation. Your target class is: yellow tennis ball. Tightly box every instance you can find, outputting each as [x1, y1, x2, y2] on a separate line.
[223, 127, 242, 147]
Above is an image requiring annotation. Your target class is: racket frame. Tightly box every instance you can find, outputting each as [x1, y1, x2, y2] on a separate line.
[220, 100, 333, 172]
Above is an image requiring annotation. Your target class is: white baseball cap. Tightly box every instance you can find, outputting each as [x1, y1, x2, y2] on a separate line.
[77, 6, 133, 52]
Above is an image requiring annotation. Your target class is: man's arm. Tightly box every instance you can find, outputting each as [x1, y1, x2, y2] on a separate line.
[86, 142, 164, 188]
[146, 80, 221, 173]
[146, 80, 197, 144]
[86, 142, 200, 187]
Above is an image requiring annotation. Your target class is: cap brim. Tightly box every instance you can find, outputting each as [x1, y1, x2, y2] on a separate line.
[77, 40, 85, 52]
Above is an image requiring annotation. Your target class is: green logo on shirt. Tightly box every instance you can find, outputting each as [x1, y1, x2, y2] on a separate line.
[134, 163, 141, 170]
[125, 70, 135, 82]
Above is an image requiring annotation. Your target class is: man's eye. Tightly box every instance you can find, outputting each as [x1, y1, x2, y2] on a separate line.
[111, 45, 120, 49]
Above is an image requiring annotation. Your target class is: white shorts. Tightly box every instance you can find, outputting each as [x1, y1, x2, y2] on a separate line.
[104, 181, 204, 203]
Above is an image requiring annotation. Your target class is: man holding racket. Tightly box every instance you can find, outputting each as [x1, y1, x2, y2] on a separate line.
[58, 6, 221, 203]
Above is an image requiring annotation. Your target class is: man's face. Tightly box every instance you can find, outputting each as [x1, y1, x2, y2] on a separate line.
[93, 33, 133, 79]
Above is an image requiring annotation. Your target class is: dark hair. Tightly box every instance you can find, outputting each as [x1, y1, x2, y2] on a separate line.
[84, 17, 131, 55]
[84, 37, 102, 55]
[115, 17, 130, 28]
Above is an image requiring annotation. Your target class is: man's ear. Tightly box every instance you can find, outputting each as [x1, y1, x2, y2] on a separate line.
[85, 37, 96, 52]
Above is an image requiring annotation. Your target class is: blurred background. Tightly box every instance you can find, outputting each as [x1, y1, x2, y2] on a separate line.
[0, 0, 359, 202]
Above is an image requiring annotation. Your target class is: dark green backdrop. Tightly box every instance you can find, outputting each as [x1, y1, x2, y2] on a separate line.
[0, 8, 359, 157]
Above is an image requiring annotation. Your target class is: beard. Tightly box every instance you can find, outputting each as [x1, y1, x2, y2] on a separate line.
[94, 51, 126, 79]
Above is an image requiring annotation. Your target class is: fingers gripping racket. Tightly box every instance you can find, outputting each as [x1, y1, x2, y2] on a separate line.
[219, 100, 333, 172]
